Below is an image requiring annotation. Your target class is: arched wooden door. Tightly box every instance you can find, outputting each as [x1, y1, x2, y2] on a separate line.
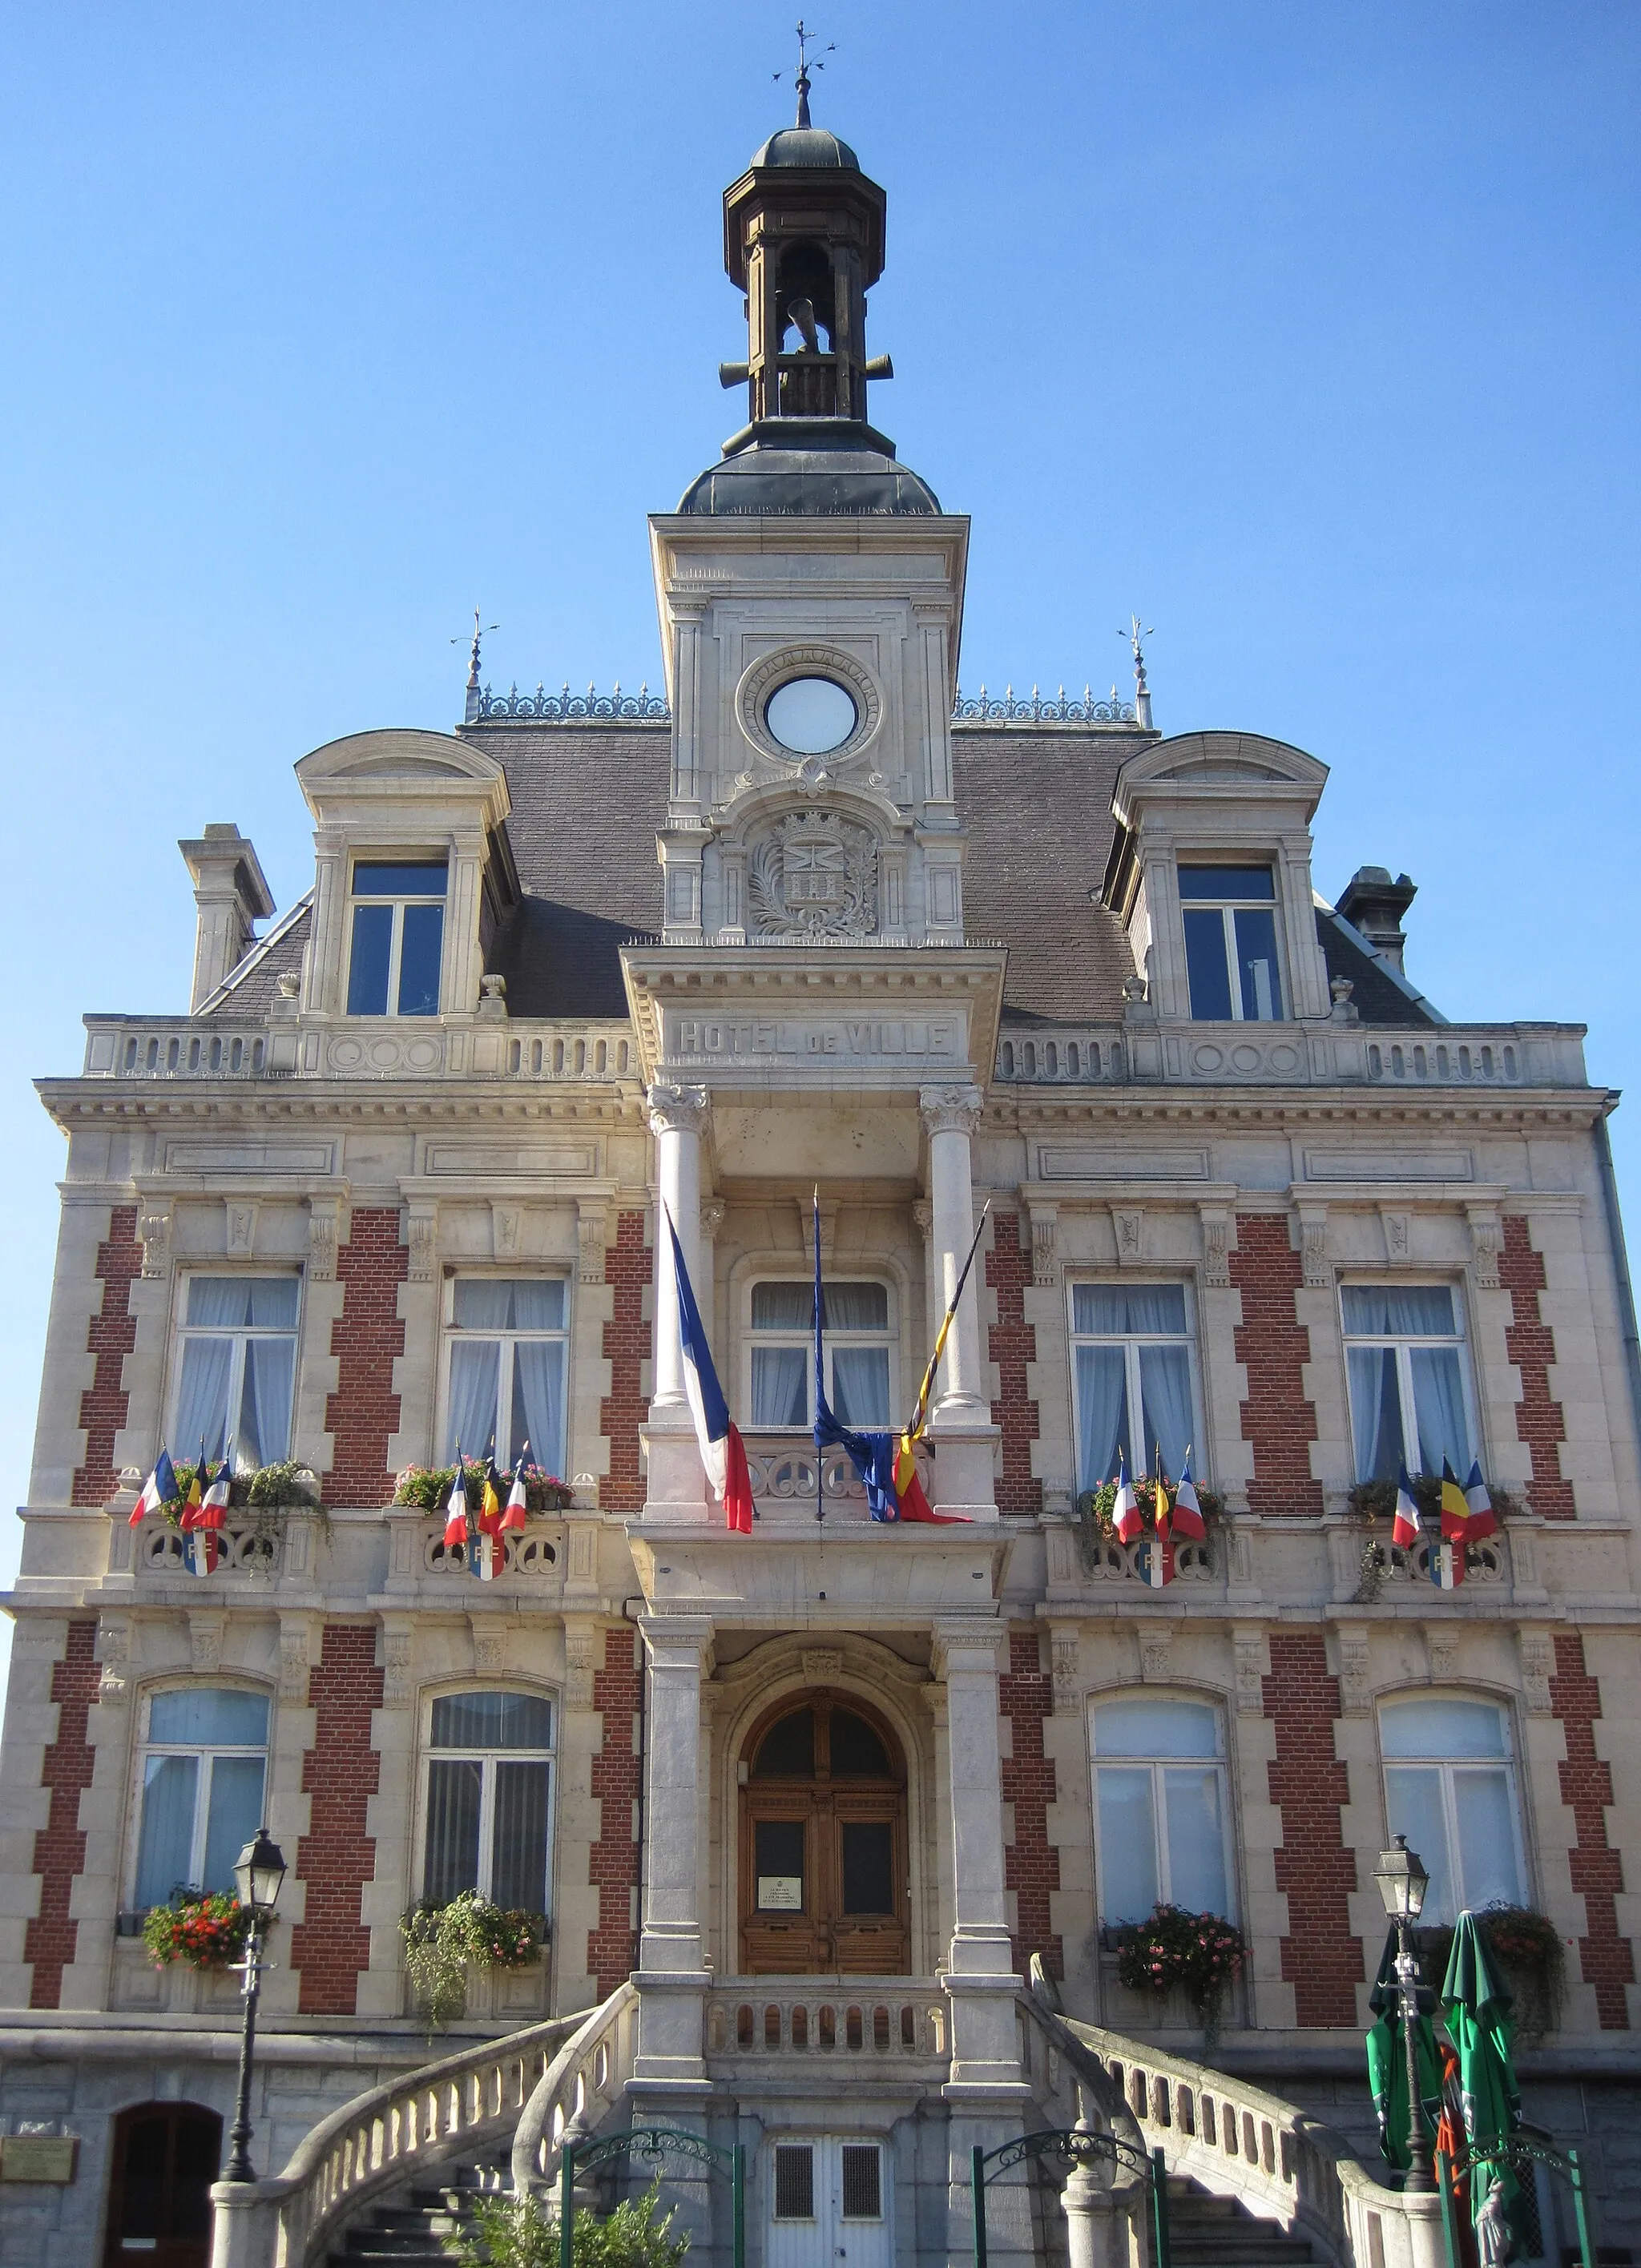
[740, 1691, 909, 1975]
[103, 2101, 222, 2268]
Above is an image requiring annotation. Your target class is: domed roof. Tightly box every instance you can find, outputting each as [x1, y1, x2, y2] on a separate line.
[750, 123, 861, 171]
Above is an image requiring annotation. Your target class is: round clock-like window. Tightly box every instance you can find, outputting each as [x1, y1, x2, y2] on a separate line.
[764, 675, 858, 755]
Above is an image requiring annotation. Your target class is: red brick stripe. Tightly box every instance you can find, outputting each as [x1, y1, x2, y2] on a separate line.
[71, 1207, 143, 1506]
[323, 1208, 408, 1508]
[1500, 1216, 1576, 1521]
[588, 1625, 641, 1995]
[1231, 1215, 1323, 1516]
[1000, 1625, 1062, 1977]
[291, 1624, 383, 2016]
[1550, 1633, 1634, 2028]
[25, 1621, 99, 2008]
[599, 1211, 651, 1514]
[988, 1217, 1042, 1517]
[1264, 1630, 1362, 2026]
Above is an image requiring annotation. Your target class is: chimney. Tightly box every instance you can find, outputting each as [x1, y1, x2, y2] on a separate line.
[1337, 866, 1417, 973]
[179, 825, 275, 1011]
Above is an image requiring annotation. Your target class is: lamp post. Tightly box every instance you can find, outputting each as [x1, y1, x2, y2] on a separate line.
[222, 1827, 287, 2185]
[1373, 1832, 1434, 2195]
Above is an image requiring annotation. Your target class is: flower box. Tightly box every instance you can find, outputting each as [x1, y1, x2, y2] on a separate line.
[392, 1461, 575, 1516]
[140, 1891, 255, 1972]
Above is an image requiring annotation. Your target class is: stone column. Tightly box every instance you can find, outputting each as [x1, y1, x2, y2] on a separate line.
[920, 1085, 999, 1519]
[642, 1086, 712, 1521]
[631, 1614, 713, 2097]
[933, 1620, 1030, 2265]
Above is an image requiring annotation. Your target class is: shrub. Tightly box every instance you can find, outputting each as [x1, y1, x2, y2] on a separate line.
[451, 2184, 687, 2267]
[392, 1463, 575, 1513]
[1347, 1475, 1521, 1525]
[141, 1891, 255, 1971]
[401, 1892, 546, 2030]
[1115, 1903, 1247, 2026]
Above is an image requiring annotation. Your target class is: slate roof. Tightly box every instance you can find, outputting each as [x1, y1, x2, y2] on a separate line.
[198, 718, 1438, 1033]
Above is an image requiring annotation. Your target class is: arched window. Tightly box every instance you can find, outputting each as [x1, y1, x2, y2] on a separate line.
[1380, 1696, 1525, 1924]
[1091, 1695, 1232, 1924]
[422, 1690, 554, 1915]
[132, 1687, 270, 1910]
[746, 1279, 896, 1430]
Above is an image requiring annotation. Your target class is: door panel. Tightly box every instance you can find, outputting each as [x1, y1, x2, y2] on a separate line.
[767, 2138, 891, 2268]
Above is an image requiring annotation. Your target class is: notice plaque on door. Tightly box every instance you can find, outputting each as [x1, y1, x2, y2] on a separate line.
[757, 1875, 803, 1910]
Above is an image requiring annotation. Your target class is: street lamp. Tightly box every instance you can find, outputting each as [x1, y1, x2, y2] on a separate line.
[1373, 1833, 1434, 2196]
[222, 1827, 287, 2185]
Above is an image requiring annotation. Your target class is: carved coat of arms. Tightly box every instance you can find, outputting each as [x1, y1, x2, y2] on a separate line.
[748, 809, 878, 938]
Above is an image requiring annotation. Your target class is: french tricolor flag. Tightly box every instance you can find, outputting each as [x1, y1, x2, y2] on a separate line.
[667, 1211, 753, 1533]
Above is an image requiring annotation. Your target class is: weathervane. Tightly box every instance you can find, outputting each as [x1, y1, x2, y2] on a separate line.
[773, 19, 835, 127]
[1119, 614, 1155, 728]
[454, 608, 499, 692]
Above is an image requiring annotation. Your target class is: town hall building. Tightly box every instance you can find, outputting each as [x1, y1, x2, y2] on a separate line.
[2, 93, 1639, 2268]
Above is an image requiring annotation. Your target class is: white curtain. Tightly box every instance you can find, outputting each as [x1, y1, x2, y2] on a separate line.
[1139, 1345, 1192, 1475]
[752, 1347, 808, 1427]
[423, 1759, 483, 1903]
[752, 1283, 811, 1330]
[1411, 1347, 1470, 1474]
[511, 1341, 565, 1470]
[832, 1346, 889, 1428]
[823, 1283, 888, 1330]
[173, 1338, 234, 1463]
[240, 1339, 295, 1466]
[509, 1281, 566, 1331]
[1095, 1767, 1159, 1923]
[1347, 1346, 1404, 1481]
[201, 1756, 266, 1893]
[1163, 1767, 1230, 1915]
[491, 1760, 551, 1911]
[1073, 1284, 1187, 1335]
[135, 1754, 199, 1906]
[1341, 1285, 1456, 1335]
[453, 1282, 514, 1331]
[446, 1341, 500, 1460]
[1075, 1346, 1127, 1487]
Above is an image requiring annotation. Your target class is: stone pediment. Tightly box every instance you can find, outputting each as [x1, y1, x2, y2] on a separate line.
[1112, 729, 1328, 823]
[296, 728, 511, 831]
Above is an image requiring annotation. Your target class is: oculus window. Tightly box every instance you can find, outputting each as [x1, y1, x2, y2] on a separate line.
[1380, 1697, 1525, 1924]
[765, 676, 857, 755]
[1342, 1284, 1474, 1481]
[1179, 865, 1284, 1021]
[444, 1279, 569, 1472]
[1091, 1696, 1233, 1925]
[346, 859, 447, 1017]
[171, 1277, 298, 1470]
[1071, 1283, 1195, 1487]
[422, 1690, 554, 1914]
[748, 1280, 893, 1430]
[132, 1687, 270, 1909]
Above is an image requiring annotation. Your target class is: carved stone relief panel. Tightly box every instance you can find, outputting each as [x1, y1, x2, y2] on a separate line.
[748, 809, 878, 939]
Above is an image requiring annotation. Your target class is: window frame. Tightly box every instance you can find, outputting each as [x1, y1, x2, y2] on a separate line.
[1377, 1692, 1529, 1926]
[1066, 1277, 1204, 1491]
[417, 1686, 559, 1917]
[166, 1271, 303, 1474]
[127, 1681, 273, 1911]
[345, 856, 450, 1018]
[1088, 1690, 1238, 1927]
[1177, 862, 1287, 1022]
[1340, 1278, 1479, 1480]
[742, 1274, 899, 1433]
[437, 1274, 574, 1472]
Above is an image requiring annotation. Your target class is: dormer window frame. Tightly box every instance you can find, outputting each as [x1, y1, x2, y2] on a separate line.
[1177, 860, 1288, 1024]
[345, 854, 450, 1019]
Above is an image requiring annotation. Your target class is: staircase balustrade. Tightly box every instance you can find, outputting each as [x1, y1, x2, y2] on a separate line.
[510, 1980, 639, 2197]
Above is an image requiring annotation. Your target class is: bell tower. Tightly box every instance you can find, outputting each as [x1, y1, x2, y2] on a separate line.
[717, 91, 894, 443]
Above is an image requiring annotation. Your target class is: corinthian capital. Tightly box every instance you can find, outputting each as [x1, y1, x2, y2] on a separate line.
[919, 1082, 983, 1138]
[646, 1082, 708, 1138]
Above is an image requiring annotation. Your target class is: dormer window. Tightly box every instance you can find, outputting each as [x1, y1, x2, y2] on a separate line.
[1179, 865, 1284, 1021]
[345, 859, 447, 1017]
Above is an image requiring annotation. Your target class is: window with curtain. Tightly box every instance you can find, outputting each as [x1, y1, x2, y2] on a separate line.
[1178, 864, 1285, 1021]
[1070, 1283, 1196, 1488]
[1089, 1696, 1234, 1923]
[1341, 1284, 1474, 1481]
[443, 1279, 569, 1470]
[422, 1690, 554, 1914]
[1380, 1697, 1526, 1925]
[171, 1278, 299, 1471]
[345, 858, 447, 1017]
[131, 1687, 270, 1909]
[1091, 1696, 1233, 1925]
[746, 1280, 894, 1430]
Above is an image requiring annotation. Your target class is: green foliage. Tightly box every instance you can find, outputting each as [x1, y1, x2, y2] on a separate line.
[244, 1459, 321, 1509]
[1413, 1904, 1567, 2044]
[400, 1892, 546, 2030]
[1072, 1476, 1223, 1573]
[451, 2184, 687, 2267]
[1114, 1903, 1248, 2024]
[141, 1890, 254, 1970]
[1348, 1475, 1521, 1523]
[392, 1462, 575, 1513]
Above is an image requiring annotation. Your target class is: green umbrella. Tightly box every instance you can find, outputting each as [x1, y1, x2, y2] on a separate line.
[1365, 1925, 1442, 2173]
[1441, 1912, 1522, 2266]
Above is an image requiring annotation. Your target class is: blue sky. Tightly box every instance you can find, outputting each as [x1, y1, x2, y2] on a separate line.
[0, 2, 1636, 1656]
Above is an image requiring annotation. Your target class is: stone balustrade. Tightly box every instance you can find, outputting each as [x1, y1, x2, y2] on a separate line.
[740, 1437, 935, 1525]
[704, 1977, 950, 2069]
[995, 1018, 1587, 1090]
[79, 1014, 638, 1085]
[510, 1980, 639, 2196]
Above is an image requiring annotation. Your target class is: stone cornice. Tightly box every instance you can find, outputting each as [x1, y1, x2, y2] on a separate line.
[993, 1089, 1611, 1132]
[35, 1083, 651, 1133]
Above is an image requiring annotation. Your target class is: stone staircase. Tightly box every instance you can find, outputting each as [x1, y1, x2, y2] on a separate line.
[326, 2157, 508, 2267]
[1167, 2173, 1320, 2268]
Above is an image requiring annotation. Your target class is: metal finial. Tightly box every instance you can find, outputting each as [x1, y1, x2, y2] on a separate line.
[1119, 614, 1155, 728]
[454, 610, 498, 723]
[774, 19, 835, 127]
